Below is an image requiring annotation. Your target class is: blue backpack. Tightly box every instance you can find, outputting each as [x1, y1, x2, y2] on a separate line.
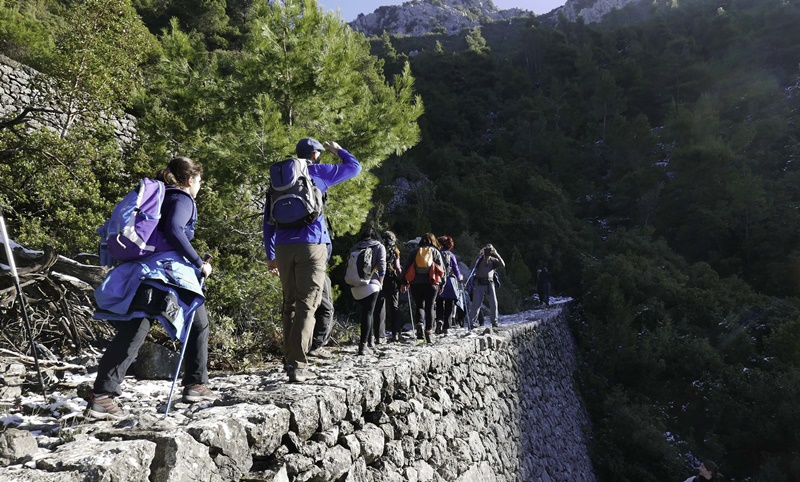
[266, 158, 324, 227]
[97, 178, 166, 267]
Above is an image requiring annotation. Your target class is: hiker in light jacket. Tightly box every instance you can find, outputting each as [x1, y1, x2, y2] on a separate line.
[401, 232, 445, 344]
[263, 138, 361, 383]
[87, 157, 215, 420]
[349, 228, 386, 355]
[467, 243, 505, 329]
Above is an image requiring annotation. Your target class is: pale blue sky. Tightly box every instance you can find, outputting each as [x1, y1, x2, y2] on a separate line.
[325, 0, 567, 22]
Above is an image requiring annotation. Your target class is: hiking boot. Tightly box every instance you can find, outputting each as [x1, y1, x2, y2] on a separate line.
[424, 330, 433, 344]
[375, 337, 387, 345]
[415, 324, 424, 340]
[358, 343, 372, 356]
[308, 346, 334, 359]
[367, 338, 375, 348]
[390, 333, 400, 343]
[492, 321, 499, 328]
[84, 393, 127, 421]
[287, 365, 317, 383]
[182, 384, 218, 403]
[435, 321, 443, 335]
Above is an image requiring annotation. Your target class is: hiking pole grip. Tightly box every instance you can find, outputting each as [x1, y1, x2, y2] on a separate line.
[0, 208, 48, 399]
[200, 253, 212, 286]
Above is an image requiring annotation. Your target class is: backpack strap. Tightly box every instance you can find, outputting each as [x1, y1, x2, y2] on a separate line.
[165, 187, 197, 213]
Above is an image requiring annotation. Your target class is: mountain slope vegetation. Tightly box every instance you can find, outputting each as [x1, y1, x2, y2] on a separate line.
[374, 0, 800, 479]
[1, 0, 800, 479]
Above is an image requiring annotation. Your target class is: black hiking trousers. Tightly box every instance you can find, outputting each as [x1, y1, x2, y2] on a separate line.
[357, 291, 380, 345]
[410, 283, 438, 333]
[93, 305, 209, 396]
[373, 283, 400, 339]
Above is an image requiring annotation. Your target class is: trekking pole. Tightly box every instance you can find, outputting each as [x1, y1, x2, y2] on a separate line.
[406, 288, 414, 337]
[463, 259, 479, 331]
[0, 208, 48, 399]
[164, 254, 211, 416]
[460, 284, 470, 330]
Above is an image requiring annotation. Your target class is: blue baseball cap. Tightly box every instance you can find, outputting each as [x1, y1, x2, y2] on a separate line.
[296, 138, 324, 159]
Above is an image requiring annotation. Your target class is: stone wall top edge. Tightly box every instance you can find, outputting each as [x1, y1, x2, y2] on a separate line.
[200, 318, 552, 416]
[0, 53, 39, 76]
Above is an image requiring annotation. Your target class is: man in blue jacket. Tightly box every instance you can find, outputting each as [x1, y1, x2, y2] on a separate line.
[264, 138, 361, 382]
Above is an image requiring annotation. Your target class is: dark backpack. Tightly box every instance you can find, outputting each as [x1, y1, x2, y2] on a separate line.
[267, 158, 324, 227]
[385, 245, 398, 278]
[344, 244, 375, 287]
[441, 250, 454, 279]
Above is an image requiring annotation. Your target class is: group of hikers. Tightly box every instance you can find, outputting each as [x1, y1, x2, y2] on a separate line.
[343, 230, 506, 357]
[76, 139, 717, 482]
[83, 138, 542, 420]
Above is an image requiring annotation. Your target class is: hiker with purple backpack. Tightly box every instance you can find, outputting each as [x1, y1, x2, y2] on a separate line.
[87, 157, 216, 420]
[263, 138, 361, 382]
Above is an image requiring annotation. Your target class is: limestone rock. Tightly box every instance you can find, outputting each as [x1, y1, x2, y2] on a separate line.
[0, 428, 38, 465]
[355, 423, 385, 463]
[129, 341, 181, 380]
[187, 415, 253, 480]
[0, 466, 83, 481]
[36, 439, 157, 482]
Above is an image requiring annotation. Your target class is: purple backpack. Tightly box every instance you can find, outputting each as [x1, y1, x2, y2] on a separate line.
[97, 178, 166, 267]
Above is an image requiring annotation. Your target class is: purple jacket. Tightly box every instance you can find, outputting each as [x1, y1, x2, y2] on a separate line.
[263, 149, 361, 260]
[441, 249, 462, 281]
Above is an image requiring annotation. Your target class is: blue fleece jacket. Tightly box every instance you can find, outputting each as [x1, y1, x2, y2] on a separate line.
[93, 250, 205, 341]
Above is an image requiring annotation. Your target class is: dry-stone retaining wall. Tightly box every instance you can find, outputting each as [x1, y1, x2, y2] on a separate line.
[0, 54, 137, 145]
[0, 305, 595, 481]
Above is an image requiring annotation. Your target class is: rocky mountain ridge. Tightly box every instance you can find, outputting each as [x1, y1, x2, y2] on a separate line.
[554, 0, 644, 24]
[348, 0, 643, 36]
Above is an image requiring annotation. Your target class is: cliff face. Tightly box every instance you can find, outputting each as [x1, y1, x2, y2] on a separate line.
[348, 0, 645, 37]
[348, 0, 531, 36]
[549, 0, 643, 23]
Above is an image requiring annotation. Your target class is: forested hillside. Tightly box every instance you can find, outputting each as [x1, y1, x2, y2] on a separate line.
[373, 0, 800, 480]
[0, 0, 422, 362]
[2, 0, 800, 480]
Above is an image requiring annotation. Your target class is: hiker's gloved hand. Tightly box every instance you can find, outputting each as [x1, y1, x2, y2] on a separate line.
[323, 141, 341, 154]
[267, 259, 280, 276]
